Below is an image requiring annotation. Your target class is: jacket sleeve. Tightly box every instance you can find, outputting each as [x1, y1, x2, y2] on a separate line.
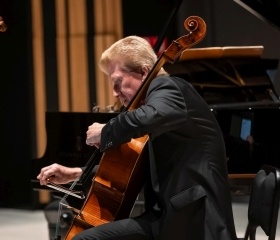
[99, 76, 189, 152]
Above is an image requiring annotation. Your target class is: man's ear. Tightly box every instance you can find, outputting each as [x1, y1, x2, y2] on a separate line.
[141, 66, 149, 80]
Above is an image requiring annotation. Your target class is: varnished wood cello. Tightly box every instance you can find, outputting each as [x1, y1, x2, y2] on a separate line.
[63, 16, 207, 239]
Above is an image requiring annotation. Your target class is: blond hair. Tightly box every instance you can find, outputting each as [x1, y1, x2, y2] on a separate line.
[99, 36, 168, 76]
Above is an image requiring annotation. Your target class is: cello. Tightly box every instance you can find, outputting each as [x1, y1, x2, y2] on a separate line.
[62, 16, 207, 239]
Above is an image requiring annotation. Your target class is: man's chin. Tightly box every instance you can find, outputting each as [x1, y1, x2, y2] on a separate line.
[122, 100, 128, 107]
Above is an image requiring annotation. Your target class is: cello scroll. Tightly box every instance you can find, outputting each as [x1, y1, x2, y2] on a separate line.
[0, 16, 8, 32]
[163, 16, 206, 63]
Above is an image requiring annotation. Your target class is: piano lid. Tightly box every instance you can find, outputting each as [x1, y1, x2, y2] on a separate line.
[233, 0, 280, 31]
[163, 46, 280, 110]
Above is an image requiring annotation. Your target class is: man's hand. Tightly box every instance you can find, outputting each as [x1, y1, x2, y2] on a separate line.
[86, 122, 105, 148]
[37, 163, 82, 185]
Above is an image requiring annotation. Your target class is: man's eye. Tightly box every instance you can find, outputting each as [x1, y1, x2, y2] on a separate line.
[114, 84, 121, 92]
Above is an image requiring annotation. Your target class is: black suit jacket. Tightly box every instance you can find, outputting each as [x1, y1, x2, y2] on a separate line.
[100, 76, 237, 240]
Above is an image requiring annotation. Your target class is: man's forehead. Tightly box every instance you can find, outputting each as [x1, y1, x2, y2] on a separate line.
[109, 61, 122, 73]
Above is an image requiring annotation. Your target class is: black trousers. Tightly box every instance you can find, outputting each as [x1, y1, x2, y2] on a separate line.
[72, 211, 159, 240]
[72, 197, 206, 240]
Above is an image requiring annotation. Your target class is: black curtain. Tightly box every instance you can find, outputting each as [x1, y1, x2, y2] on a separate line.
[0, 0, 34, 209]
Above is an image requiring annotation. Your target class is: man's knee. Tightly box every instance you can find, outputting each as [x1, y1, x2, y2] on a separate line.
[71, 228, 97, 240]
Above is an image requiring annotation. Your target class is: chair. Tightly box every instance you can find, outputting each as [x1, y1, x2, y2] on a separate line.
[238, 164, 280, 240]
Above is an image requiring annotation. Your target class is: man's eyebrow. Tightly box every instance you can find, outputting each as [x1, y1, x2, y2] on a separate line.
[110, 78, 121, 86]
[111, 74, 121, 82]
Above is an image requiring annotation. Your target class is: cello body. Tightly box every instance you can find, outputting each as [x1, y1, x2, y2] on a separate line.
[65, 136, 149, 239]
[64, 16, 207, 239]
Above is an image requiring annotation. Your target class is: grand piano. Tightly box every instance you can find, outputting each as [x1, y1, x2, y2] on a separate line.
[31, 45, 280, 199]
[165, 46, 280, 174]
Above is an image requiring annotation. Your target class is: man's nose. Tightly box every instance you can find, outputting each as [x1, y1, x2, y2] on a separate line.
[113, 90, 118, 97]
[113, 90, 121, 98]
